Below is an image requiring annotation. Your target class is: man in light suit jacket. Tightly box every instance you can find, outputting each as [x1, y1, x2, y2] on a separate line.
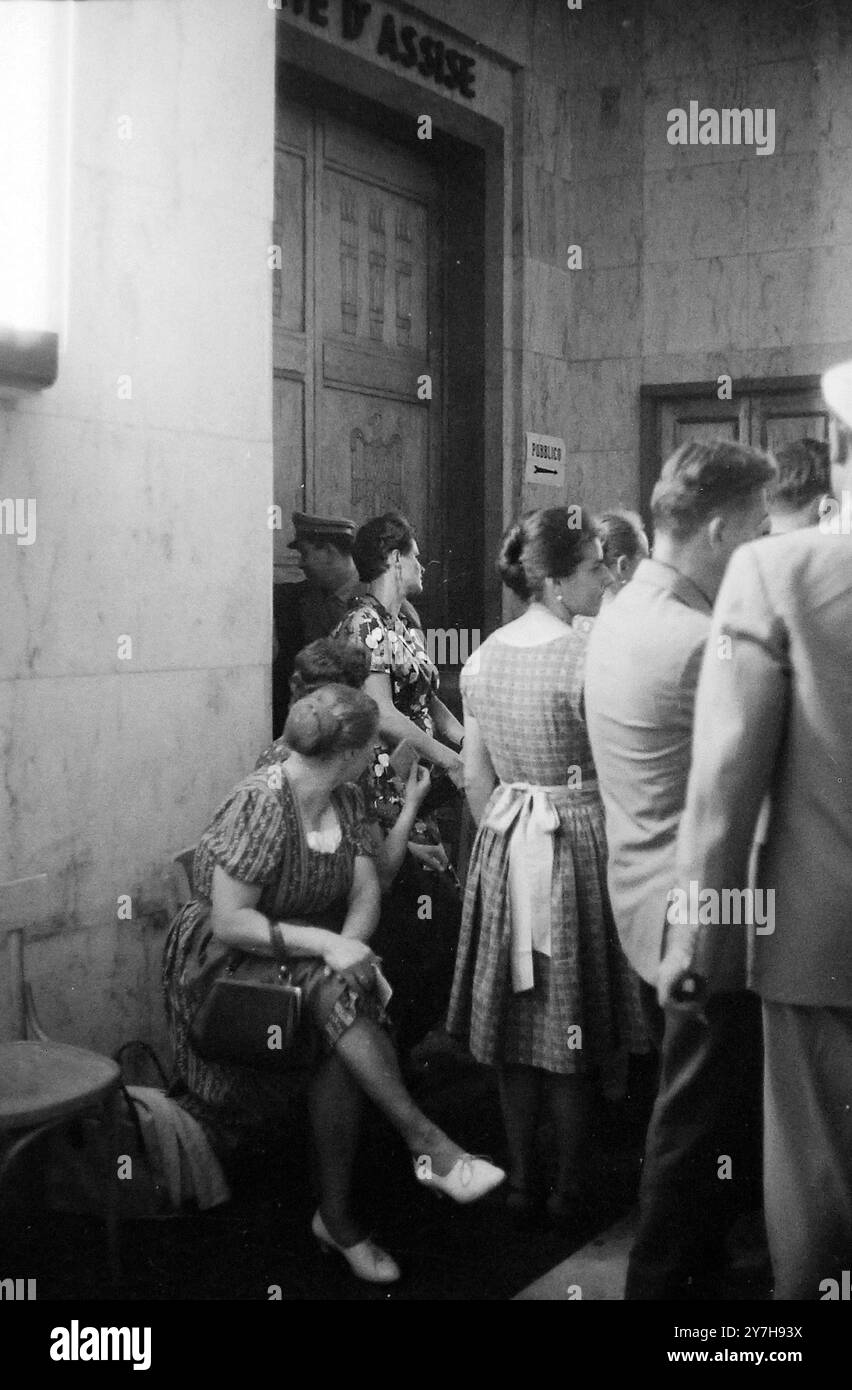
[661, 360, 852, 1299]
[585, 439, 775, 1299]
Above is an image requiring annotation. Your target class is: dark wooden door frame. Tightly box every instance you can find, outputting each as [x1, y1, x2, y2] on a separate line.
[276, 26, 504, 637]
[639, 374, 823, 524]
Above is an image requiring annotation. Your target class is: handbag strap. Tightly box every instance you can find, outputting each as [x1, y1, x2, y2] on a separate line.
[120, 1084, 148, 1154]
[115, 1039, 172, 1090]
[268, 919, 289, 964]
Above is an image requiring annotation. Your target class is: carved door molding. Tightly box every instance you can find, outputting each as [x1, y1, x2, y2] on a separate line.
[273, 94, 443, 619]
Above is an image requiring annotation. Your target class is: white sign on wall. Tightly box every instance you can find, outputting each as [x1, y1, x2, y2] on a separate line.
[524, 432, 565, 488]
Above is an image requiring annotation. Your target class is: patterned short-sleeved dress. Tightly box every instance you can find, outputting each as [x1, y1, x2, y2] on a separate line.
[332, 594, 443, 846]
[446, 629, 649, 1080]
[162, 767, 377, 1150]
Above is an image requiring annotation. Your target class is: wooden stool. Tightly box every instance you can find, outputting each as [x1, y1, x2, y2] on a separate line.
[0, 875, 122, 1281]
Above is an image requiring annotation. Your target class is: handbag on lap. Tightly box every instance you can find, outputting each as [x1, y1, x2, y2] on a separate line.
[188, 950, 305, 1070]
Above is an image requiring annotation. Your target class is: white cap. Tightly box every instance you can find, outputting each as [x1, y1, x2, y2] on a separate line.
[821, 359, 852, 429]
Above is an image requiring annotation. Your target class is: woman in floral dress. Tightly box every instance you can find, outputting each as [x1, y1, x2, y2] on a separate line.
[332, 511, 466, 1049]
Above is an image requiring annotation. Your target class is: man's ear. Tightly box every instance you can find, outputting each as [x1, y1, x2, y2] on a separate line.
[616, 555, 629, 581]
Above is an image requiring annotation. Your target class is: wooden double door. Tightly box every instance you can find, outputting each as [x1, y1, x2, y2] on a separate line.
[273, 94, 445, 619]
[644, 382, 830, 516]
[658, 385, 829, 457]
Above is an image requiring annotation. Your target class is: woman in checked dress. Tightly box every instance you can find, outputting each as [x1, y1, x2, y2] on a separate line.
[447, 507, 649, 1217]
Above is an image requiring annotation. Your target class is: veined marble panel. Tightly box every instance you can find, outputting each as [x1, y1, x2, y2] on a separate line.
[748, 244, 852, 349]
[73, 0, 274, 220]
[644, 164, 749, 264]
[0, 664, 268, 937]
[18, 169, 272, 441]
[0, 415, 272, 680]
[524, 354, 640, 455]
[643, 255, 750, 356]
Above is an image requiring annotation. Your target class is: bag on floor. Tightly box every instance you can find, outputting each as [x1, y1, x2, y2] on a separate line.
[44, 1042, 229, 1218]
[44, 1086, 173, 1219]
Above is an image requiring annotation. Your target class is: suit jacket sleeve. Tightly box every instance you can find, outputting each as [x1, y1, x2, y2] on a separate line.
[674, 544, 790, 985]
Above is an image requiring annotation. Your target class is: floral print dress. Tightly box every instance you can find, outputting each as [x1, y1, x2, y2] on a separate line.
[332, 595, 442, 847]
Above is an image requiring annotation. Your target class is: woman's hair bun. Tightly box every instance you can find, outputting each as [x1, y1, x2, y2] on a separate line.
[280, 700, 330, 756]
[497, 521, 530, 599]
[496, 507, 597, 602]
[285, 698, 338, 756]
[283, 683, 379, 760]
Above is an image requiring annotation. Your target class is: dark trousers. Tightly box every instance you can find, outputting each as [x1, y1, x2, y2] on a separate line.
[764, 1002, 852, 1299]
[371, 854, 462, 1055]
[625, 987, 764, 1300]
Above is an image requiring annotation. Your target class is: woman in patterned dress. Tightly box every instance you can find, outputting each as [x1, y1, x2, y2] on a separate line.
[163, 684, 504, 1284]
[446, 508, 649, 1218]
[332, 512, 466, 1050]
[332, 511, 465, 842]
[255, 636, 432, 897]
[254, 635, 443, 1052]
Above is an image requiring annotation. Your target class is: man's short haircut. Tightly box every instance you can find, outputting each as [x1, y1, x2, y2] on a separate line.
[597, 510, 646, 568]
[769, 438, 831, 511]
[651, 439, 776, 541]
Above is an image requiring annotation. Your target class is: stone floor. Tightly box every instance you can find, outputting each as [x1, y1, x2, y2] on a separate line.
[2, 1053, 657, 1302]
[515, 1211, 636, 1300]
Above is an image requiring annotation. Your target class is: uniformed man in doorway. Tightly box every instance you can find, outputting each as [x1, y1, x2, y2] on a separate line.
[272, 510, 424, 736]
[272, 512, 360, 736]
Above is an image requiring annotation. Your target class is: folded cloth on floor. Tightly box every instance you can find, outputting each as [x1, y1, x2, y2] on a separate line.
[126, 1086, 230, 1210]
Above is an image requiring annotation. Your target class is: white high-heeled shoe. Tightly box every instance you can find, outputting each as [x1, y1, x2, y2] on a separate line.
[414, 1153, 506, 1204]
[311, 1210, 401, 1284]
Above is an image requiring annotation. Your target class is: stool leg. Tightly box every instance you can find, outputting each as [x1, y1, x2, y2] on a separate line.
[99, 1086, 122, 1283]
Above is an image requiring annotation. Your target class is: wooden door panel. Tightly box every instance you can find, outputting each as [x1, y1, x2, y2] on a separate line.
[752, 391, 828, 453]
[276, 95, 312, 152]
[273, 375, 305, 569]
[649, 382, 827, 523]
[321, 168, 431, 355]
[273, 148, 307, 335]
[273, 96, 444, 618]
[317, 392, 430, 526]
[323, 116, 436, 199]
[272, 99, 313, 581]
[660, 398, 749, 460]
[323, 341, 424, 399]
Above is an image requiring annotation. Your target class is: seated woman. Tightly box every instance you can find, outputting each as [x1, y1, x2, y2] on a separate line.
[257, 638, 431, 893]
[163, 684, 504, 1284]
[255, 637, 456, 1055]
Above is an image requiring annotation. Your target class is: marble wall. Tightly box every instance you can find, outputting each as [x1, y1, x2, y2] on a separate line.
[4, 0, 852, 1052]
[517, 0, 852, 517]
[0, 0, 275, 1049]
